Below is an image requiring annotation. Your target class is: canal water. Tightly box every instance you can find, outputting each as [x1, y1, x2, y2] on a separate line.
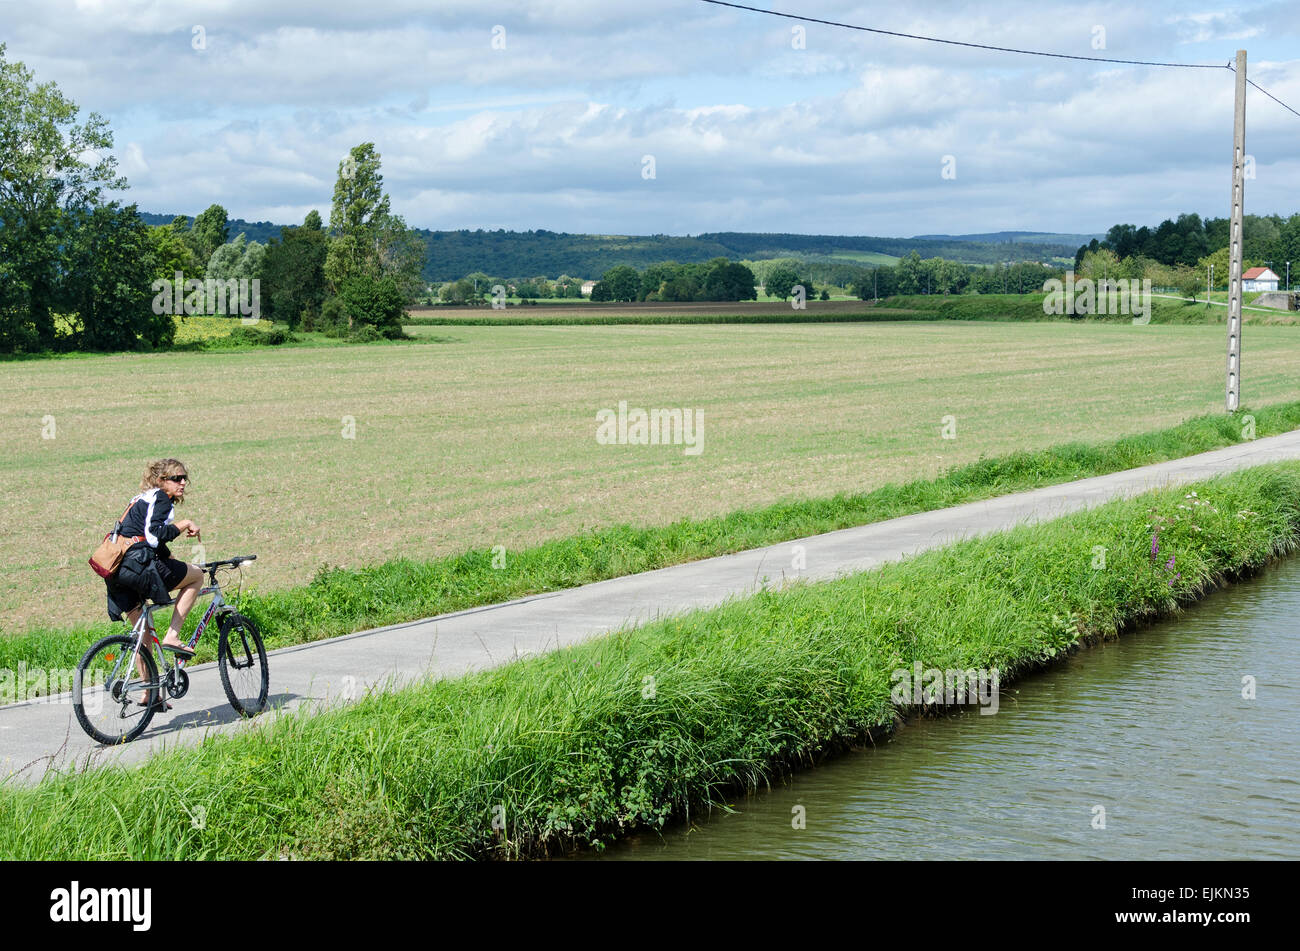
[583, 555, 1300, 860]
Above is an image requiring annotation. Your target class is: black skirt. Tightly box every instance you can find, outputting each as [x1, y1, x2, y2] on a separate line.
[104, 546, 188, 621]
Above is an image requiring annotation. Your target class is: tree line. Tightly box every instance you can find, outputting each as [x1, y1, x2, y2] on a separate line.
[430, 253, 1064, 305]
[1, 44, 423, 354]
[845, 253, 1060, 298]
[1076, 212, 1300, 292]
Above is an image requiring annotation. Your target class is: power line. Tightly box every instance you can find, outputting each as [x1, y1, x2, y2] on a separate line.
[1245, 78, 1300, 119]
[698, 0, 1299, 117]
[696, 0, 1223, 68]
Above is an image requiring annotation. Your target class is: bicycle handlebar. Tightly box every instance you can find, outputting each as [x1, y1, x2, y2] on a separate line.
[202, 555, 257, 571]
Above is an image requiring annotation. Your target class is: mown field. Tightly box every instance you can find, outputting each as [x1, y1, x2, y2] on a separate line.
[4, 320, 1300, 632]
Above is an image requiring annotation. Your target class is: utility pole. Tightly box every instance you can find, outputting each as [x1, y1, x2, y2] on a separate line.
[1226, 49, 1247, 413]
[1208, 263, 1214, 307]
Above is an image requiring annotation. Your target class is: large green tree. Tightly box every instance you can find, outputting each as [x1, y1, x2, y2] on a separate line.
[659, 274, 699, 301]
[59, 203, 172, 351]
[375, 212, 427, 302]
[894, 251, 924, 295]
[337, 275, 405, 338]
[262, 210, 329, 329]
[188, 204, 230, 265]
[206, 233, 266, 283]
[596, 264, 641, 302]
[149, 220, 203, 281]
[702, 261, 757, 301]
[325, 143, 391, 289]
[324, 143, 424, 303]
[639, 262, 680, 300]
[0, 42, 126, 351]
[764, 265, 800, 300]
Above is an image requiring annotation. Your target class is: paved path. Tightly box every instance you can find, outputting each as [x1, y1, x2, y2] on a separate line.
[1150, 293, 1282, 314]
[4, 430, 1300, 784]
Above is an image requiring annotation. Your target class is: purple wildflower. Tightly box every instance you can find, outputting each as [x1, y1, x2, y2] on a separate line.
[1165, 555, 1176, 571]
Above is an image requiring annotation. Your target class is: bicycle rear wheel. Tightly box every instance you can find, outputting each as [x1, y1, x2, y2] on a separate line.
[217, 612, 269, 717]
[73, 634, 160, 745]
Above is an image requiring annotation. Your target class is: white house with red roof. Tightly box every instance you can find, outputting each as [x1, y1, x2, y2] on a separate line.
[1242, 267, 1279, 292]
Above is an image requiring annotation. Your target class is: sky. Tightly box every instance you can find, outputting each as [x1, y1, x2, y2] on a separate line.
[2, 0, 1297, 237]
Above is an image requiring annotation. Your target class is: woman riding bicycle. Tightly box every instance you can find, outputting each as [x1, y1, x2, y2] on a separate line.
[104, 459, 205, 674]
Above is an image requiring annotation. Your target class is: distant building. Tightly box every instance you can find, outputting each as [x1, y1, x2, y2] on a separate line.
[581, 281, 597, 296]
[1242, 267, 1280, 292]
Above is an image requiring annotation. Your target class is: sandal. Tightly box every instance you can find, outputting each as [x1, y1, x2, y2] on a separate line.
[137, 697, 174, 711]
[159, 642, 196, 659]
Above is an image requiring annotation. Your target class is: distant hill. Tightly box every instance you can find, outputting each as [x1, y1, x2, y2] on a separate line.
[141, 213, 1083, 280]
[420, 230, 1082, 279]
[139, 212, 283, 247]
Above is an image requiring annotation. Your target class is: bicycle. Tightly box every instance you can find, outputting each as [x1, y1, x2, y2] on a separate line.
[73, 555, 269, 745]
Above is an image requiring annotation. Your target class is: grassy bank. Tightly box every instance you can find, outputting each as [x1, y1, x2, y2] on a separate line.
[4, 401, 1298, 698]
[2, 463, 1297, 859]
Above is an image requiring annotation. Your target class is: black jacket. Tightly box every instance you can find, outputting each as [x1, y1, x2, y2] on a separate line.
[103, 487, 180, 620]
[116, 488, 182, 560]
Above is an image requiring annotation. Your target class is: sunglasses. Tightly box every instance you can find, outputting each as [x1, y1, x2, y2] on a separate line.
[163, 474, 189, 484]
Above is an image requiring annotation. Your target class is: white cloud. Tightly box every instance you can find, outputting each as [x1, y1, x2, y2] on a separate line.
[122, 141, 149, 175]
[2, 0, 1295, 234]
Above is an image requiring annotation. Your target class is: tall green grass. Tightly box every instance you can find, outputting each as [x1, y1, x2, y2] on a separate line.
[4, 402, 1298, 691]
[2, 463, 1296, 859]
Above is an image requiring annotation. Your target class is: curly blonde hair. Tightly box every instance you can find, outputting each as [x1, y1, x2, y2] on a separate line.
[140, 458, 189, 504]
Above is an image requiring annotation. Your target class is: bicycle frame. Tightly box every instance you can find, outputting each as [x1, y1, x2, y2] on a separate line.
[121, 580, 236, 694]
[76, 557, 262, 743]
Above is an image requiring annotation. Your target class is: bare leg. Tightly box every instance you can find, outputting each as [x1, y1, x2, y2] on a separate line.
[162, 564, 205, 646]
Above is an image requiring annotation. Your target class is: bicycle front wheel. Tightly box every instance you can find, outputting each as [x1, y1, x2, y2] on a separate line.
[217, 612, 269, 717]
[73, 634, 159, 745]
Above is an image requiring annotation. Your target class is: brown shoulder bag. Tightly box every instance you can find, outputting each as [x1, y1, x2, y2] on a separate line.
[89, 499, 146, 580]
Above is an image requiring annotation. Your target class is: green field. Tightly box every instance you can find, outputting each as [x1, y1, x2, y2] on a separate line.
[4, 320, 1300, 633]
[825, 250, 900, 266]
